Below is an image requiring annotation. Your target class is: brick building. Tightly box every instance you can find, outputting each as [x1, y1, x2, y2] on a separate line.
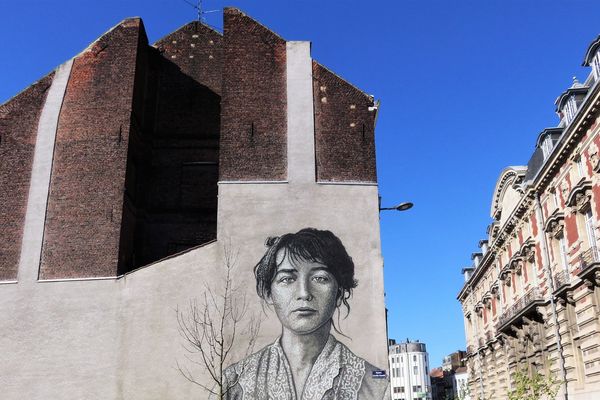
[457, 35, 600, 400]
[0, 9, 387, 399]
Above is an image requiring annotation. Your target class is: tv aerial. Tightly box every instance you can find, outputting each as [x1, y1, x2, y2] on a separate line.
[182, 0, 219, 23]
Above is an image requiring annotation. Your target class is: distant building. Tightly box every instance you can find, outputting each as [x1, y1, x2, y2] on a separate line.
[389, 339, 432, 400]
[430, 351, 468, 400]
[458, 33, 600, 400]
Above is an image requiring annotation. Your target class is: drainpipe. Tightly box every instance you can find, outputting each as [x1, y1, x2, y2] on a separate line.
[467, 282, 486, 400]
[534, 194, 569, 400]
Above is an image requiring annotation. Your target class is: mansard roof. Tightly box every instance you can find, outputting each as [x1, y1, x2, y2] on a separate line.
[582, 34, 600, 66]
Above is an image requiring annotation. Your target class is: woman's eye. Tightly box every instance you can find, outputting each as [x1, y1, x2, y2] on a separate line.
[279, 276, 295, 284]
[312, 275, 330, 283]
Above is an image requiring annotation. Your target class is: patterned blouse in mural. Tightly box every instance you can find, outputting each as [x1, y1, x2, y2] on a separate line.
[220, 335, 390, 400]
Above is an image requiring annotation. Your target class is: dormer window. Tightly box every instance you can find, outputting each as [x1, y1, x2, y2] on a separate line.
[554, 79, 588, 126]
[563, 96, 578, 124]
[582, 34, 600, 80]
[541, 136, 554, 159]
[593, 53, 600, 79]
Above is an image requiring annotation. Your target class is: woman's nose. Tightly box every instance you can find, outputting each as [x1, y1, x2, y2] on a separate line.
[296, 278, 313, 301]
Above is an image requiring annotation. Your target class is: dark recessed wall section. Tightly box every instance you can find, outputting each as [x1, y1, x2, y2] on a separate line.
[0, 73, 54, 281]
[118, 22, 221, 273]
[220, 7, 287, 181]
[313, 62, 377, 183]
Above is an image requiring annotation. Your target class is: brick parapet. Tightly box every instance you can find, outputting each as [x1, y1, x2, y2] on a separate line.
[154, 21, 223, 97]
[0, 73, 54, 281]
[219, 7, 288, 181]
[312, 62, 377, 183]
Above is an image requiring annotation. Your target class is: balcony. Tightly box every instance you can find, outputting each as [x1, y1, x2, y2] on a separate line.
[496, 288, 545, 335]
[575, 246, 600, 288]
[553, 270, 573, 305]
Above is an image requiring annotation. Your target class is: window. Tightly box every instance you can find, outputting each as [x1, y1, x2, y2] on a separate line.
[413, 355, 417, 362]
[563, 96, 578, 124]
[413, 385, 422, 392]
[413, 365, 418, 375]
[559, 235, 569, 270]
[577, 157, 585, 177]
[542, 137, 554, 159]
[585, 209, 597, 250]
[594, 53, 600, 79]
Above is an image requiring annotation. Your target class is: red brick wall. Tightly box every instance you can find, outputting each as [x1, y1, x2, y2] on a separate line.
[0, 73, 54, 280]
[313, 62, 377, 182]
[220, 8, 287, 181]
[39, 19, 144, 279]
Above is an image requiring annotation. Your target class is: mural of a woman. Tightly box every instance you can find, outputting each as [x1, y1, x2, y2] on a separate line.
[221, 228, 390, 400]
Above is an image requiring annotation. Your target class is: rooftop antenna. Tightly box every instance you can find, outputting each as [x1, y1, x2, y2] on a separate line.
[182, 0, 219, 23]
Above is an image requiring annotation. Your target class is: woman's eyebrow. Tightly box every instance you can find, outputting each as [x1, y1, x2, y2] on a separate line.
[310, 266, 330, 273]
[274, 268, 297, 274]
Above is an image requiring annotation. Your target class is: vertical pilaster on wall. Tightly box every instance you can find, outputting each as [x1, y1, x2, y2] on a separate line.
[286, 41, 315, 184]
[18, 59, 73, 283]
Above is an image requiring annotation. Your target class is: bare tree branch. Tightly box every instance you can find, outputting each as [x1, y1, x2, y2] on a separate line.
[176, 244, 262, 399]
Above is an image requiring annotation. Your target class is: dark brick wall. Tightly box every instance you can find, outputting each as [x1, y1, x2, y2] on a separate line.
[154, 21, 223, 96]
[39, 19, 144, 279]
[119, 22, 221, 271]
[313, 62, 377, 182]
[220, 7, 287, 181]
[0, 73, 54, 280]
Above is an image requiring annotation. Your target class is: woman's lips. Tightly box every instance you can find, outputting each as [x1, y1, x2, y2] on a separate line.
[293, 307, 317, 313]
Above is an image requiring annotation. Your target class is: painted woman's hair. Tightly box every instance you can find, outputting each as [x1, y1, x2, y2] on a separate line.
[254, 228, 358, 315]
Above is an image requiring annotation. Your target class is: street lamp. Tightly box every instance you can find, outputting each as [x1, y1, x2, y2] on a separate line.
[379, 200, 414, 212]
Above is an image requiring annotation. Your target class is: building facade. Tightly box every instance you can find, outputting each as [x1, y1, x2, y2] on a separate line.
[0, 9, 389, 399]
[458, 35, 600, 400]
[430, 351, 467, 400]
[389, 340, 432, 400]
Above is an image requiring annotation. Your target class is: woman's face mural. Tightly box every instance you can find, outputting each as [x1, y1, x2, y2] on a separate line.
[217, 228, 390, 399]
[267, 252, 339, 335]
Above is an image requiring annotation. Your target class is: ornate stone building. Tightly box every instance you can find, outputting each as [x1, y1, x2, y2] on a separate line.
[458, 35, 600, 400]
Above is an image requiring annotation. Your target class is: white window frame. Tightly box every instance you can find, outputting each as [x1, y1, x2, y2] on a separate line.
[593, 52, 600, 80]
[585, 209, 597, 250]
[559, 235, 569, 271]
[563, 96, 578, 125]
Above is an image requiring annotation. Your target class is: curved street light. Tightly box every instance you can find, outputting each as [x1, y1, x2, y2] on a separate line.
[379, 201, 413, 212]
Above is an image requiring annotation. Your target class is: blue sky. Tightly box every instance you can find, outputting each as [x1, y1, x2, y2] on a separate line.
[3, 0, 600, 367]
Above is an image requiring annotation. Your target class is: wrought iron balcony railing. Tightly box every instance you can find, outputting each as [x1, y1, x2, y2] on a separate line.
[496, 288, 544, 332]
[553, 270, 570, 290]
[576, 246, 600, 274]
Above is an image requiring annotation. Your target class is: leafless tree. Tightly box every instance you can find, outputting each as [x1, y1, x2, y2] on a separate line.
[176, 246, 262, 399]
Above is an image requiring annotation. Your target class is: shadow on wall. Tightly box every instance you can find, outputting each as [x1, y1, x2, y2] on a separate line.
[119, 52, 220, 274]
